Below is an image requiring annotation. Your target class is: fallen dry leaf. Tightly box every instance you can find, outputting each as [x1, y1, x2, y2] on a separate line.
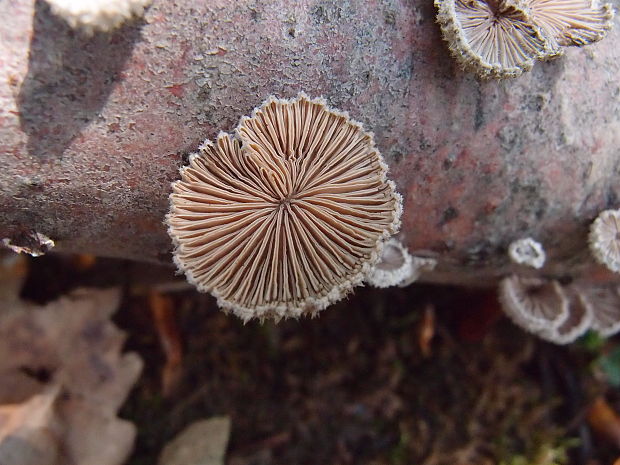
[418, 304, 435, 358]
[0, 286, 143, 465]
[587, 397, 620, 449]
[0, 385, 60, 465]
[70, 254, 97, 271]
[0, 252, 27, 310]
[149, 291, 183, 397]
[158, 417, 231, 465]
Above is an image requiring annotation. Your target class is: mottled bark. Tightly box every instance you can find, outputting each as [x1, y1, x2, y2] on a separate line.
[1, 0, 619, 286]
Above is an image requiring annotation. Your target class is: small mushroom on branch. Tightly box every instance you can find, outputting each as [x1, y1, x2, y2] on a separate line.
[589, 208, 620, 273]
[435, 0, 559, 78]
[536, 286, 592, 344]
[366, 239, 414, 288]
[366, 239, 437, 288]
[434, 0, 614, 77]
[578, 283, 620, 337]
[167, 94, 402, 321]
[528, 0, 614, 47]
[498, 275, 620, 343]
[45, 0, 152, 33]
[498, 275, 569, 332]
[508, 237, 546, 269]
[498, 275, 594, 344]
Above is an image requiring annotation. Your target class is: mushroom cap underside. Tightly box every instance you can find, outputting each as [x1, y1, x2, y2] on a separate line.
[167, 94, 402, 320]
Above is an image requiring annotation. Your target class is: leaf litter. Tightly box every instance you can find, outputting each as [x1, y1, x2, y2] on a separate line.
[0, 252, 142, 465]
[4, 252, 620, 464]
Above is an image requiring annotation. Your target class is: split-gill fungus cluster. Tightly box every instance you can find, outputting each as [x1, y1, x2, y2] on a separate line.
[167, 94, 402, 321]
[435, 0, 614, 77]
[165, 90, 620, 343]
[431, 0, 620, 341]
[499, 275, 620, 344]
[165, 0, 618, 339]
[498, 209, 620, 344]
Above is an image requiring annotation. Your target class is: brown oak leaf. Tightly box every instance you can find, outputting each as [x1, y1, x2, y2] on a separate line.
[0, 286, 142, 465]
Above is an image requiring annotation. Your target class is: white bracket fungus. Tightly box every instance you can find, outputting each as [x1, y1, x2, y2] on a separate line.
[366, 239, 437, 288]
[167, 94, 402, 321]
[45, 0, 152, 33]
[508, 237, 546, 269]
[434, 0, 614, 78]
[589, 208, 620, 273]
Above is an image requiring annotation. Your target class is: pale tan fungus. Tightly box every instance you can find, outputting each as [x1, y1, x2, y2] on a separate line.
[578, 284, 620, 336]
[435, 0, 558, 78]
[45, 0, 152, 33]
[508, 237, 546, 269]
[365, 238, 438, 288]
[399, 256, 438, 288]
[167, 94, 402, 321]
[528, 0, 614, 47]
[367, 239, 437, 289]
[536, 287, 592, 344]
[366, 239, 412, 288]
[589, 209, 620, 273]
[435, 0, 614, 77]
[500, 276, 620, 343]
[498, 275, 569, 332]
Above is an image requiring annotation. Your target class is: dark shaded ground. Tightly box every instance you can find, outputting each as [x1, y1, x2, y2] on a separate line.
[17, 254, 620, 465]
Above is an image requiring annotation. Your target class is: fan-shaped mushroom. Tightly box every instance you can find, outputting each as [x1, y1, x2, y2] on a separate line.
[528, 0, 614, 47]
[508, 237, 546, 269]
[366, 239, 437, 288]
[589, 208, 620, 273]
[578, 284, 620, 336]
[366, 239, 414, 288]
[434, 0, 614, 77]
[536, 286, 592, 344]
[498, 275, 569, 332]
[498, 275, 597, 344]
[167, 94, 402, 321]
[45, 0, 152, 33]
[434, 0, 558, 78]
